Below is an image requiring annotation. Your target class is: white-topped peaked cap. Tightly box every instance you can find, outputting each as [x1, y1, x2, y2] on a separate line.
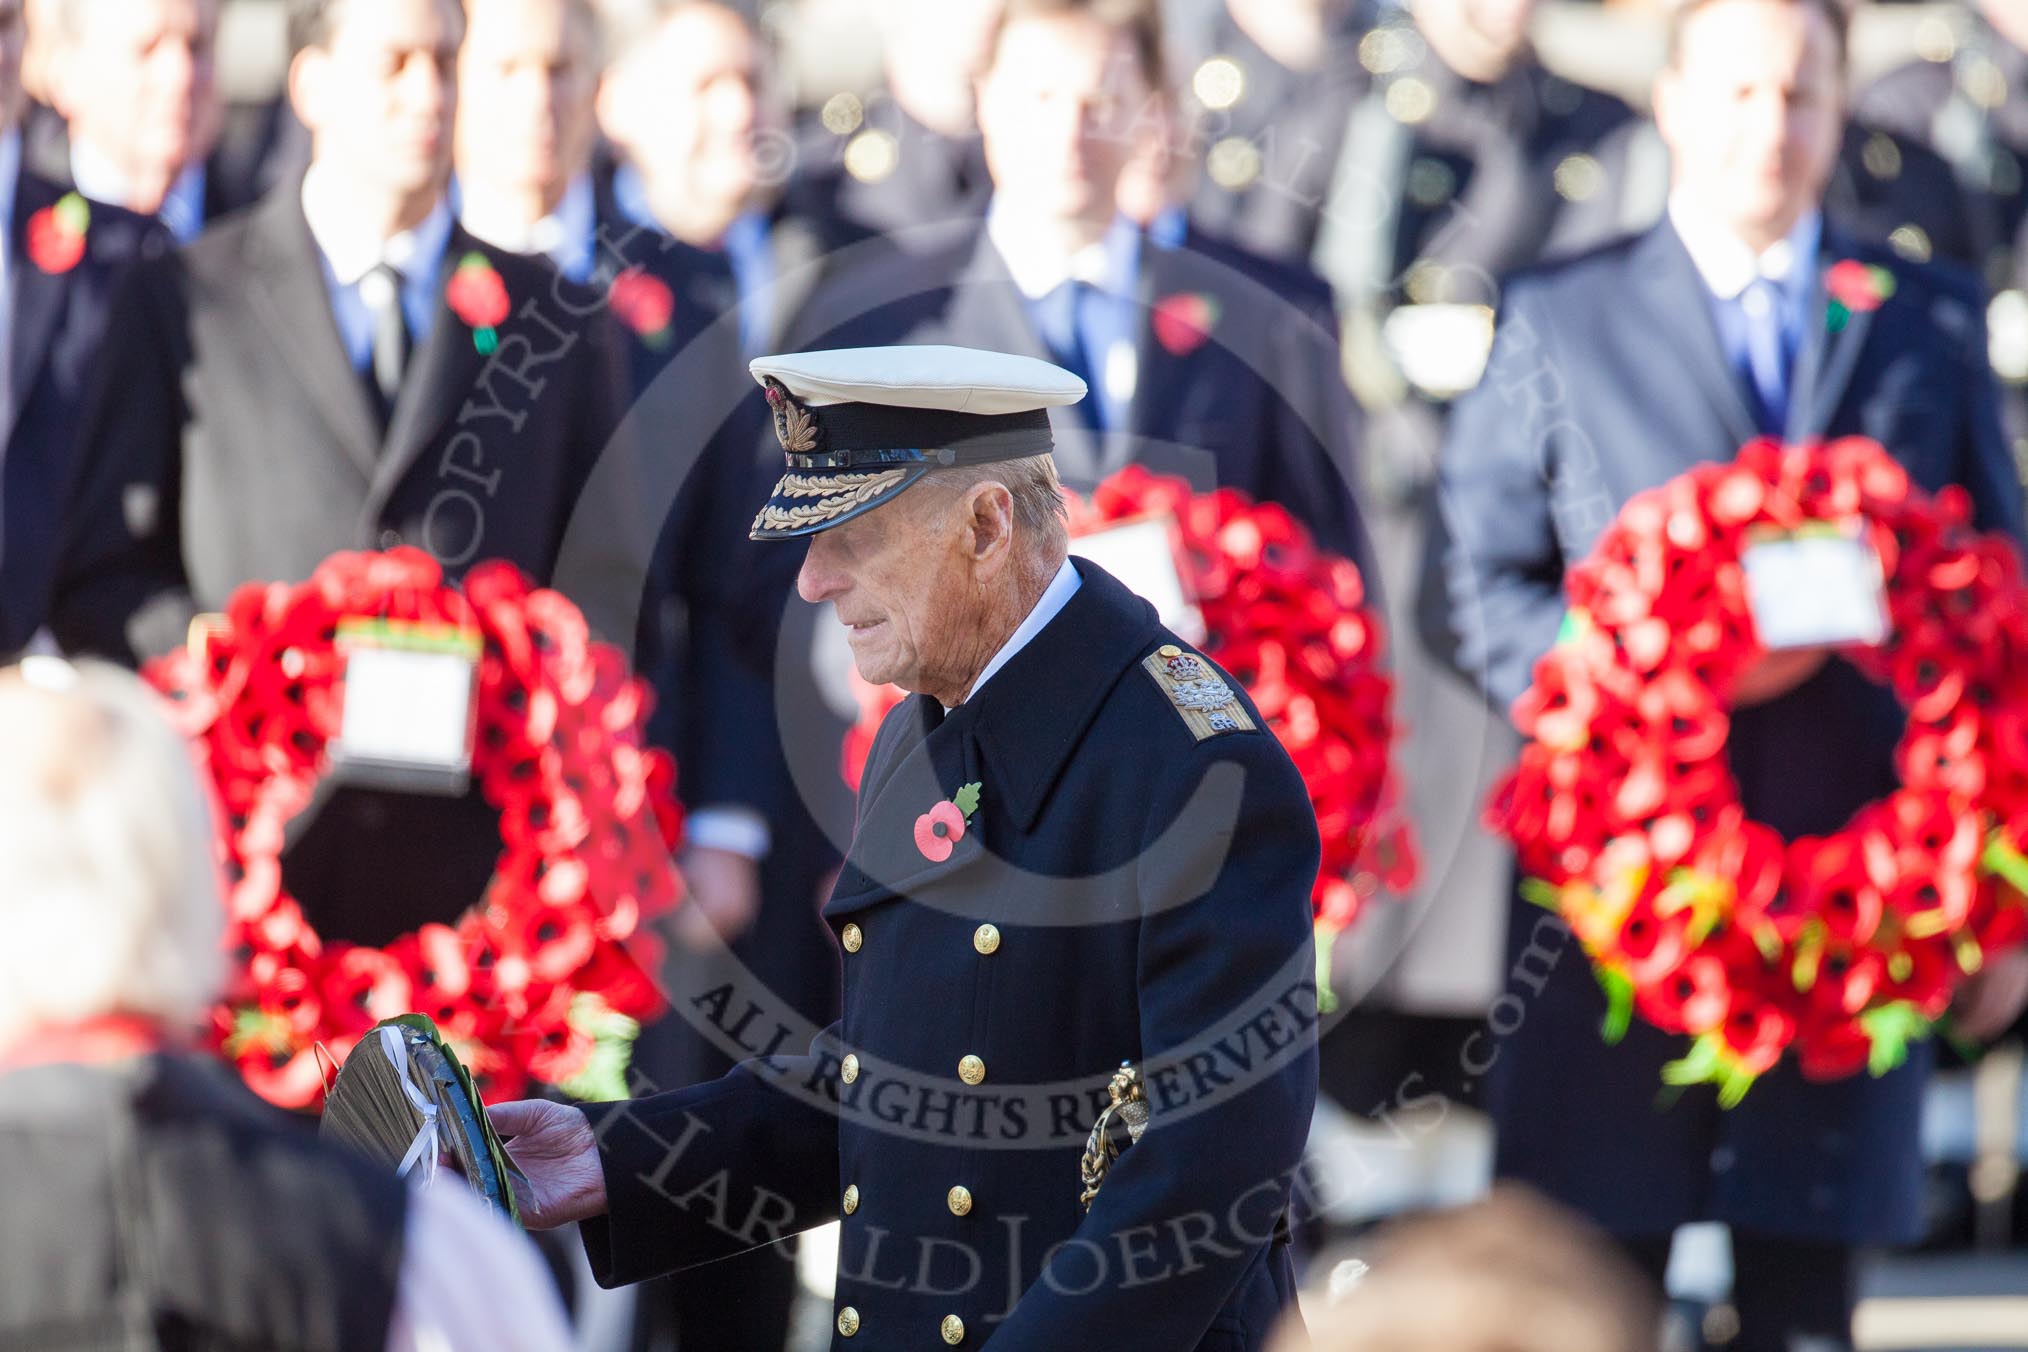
[746, 345, 1088, 540]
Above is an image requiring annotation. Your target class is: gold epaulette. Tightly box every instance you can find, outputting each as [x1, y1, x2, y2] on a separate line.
[1140, 644, 1255, 741]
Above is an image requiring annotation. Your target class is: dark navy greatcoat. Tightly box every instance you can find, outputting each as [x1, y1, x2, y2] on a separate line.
[0, 171, 163, 658]
[581, 560, 1320, 1350]
[1438, 216, 2026, 1244]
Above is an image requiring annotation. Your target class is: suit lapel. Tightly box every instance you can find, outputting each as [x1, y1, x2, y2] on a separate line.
[946, 230, 1105, 485]
[826, 696, 985, 915]
[1788, 237, 1879, 440]
[6, 171, 69, 447]
[1632, 221, 1764, 450]
[372, 232, 487, 503]
[245, 185, 382, 477]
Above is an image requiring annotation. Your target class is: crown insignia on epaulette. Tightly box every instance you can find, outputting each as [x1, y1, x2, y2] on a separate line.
[1142, 644, 1255, 740]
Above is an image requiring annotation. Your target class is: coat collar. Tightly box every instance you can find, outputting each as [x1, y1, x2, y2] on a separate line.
[823, 558, 1164, 918]
[962, 557, 1164, 832]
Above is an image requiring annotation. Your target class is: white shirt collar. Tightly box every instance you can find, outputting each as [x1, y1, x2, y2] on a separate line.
[954, 556, 1082, 709]
[455, 172, 597, 282]
[70, 136, 205, 240]
[987, 200, 1118, 300]
[301, 162, 454, 288]
[1668, 195, 1822, 302]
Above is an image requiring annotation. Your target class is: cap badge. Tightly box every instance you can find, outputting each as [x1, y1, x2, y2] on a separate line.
[762, 376, 821, 454]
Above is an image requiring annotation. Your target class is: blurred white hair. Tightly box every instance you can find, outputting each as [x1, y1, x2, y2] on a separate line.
[0, 657, 225, 1049]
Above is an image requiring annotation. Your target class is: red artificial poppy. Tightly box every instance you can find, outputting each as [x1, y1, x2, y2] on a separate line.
[1824, 260, 1895, 313]
[26, 193, 89, 274]
[608, 267, 677, 346]
[1151, 292, 1218, 356]
[914, 799, 967, 863]
[447, 252, 512, 330]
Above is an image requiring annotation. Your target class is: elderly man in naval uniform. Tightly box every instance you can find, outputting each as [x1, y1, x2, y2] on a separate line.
[491, 343, 1321, 1350]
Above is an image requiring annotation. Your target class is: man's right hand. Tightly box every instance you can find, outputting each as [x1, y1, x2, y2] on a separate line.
[489, 1099, 608, 1229]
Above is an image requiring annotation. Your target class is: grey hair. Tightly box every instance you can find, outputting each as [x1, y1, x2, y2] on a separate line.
[923, 453, 1070, 559]
[0, 659, 225, 1048]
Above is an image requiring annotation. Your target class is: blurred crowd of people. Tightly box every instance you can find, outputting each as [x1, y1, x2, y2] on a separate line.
[6, 0, 2028, 1349]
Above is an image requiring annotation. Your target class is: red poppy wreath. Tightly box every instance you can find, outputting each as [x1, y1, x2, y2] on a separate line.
[1490, 437, 2028, 1104]
[840, 465, 1418, 952]
[145, 548, 683, 1109]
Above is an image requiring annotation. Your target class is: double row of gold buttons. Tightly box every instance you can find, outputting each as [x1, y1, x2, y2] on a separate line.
[833, 918, 1003, 1343]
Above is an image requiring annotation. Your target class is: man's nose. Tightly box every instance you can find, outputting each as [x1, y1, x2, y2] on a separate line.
[798, 545, 843, 604]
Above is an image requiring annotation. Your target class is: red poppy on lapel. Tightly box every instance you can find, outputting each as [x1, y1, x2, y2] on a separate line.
[1824, 260, 1895, 331]
[447, 251, 512, 344]
[914, 782, 981, 863]
[608, 267, 677, 348]
[1151, 291, 1219, 356]
[26, 192, 89, 274]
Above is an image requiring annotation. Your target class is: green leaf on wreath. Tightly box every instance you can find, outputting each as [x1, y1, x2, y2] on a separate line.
[1980, 831, 2028, 898]
[1860, 1001, 1929, 1078]
[224, 1006, 293, 1058]
[556, 995, 642, 1104]
[1717, 1066, 1757, 1109]
[1662, 1032, 1723, 1087]
[1519, 878, 1562, 912]
[1597, 967, 1634, 1045]
[1315, 923, 1340, 1016]
[952, 781, 982, 819]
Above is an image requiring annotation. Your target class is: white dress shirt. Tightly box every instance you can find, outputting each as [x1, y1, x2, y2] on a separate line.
[301, 164, 454, 373]
[1668, 194, 1820, 311]
[954, 556, 1083, 710]
[454, 172, 597, 284]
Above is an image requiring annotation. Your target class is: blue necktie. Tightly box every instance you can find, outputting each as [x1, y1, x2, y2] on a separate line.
[1037, 280, 1101, 431]
[1737, 278, 1792, 436]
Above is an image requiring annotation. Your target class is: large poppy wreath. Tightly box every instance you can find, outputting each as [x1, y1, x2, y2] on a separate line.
[145, 548, 683, 1109]
[1491, 438, 2028, 1104]
[839, 465, 1418, 954]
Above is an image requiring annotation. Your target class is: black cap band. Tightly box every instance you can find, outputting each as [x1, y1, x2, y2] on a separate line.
[786, 403, 1054, 470]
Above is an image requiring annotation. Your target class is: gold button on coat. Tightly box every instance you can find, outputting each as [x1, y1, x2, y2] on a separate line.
[947, 1185, 973, 1216]
[841, 1054, 860, 1084]
[838, 1307, 861, 1337]
[843, 1184, 860, 1215]
[958, 1055, 985, 1086]
[972, 923, 1000, 955]
[941, 1314, 966, 1344]
[842, 923, 863, 953]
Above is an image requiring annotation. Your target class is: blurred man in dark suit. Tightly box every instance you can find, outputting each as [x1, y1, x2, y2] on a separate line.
[792, 0, 1369, 565]
[1849, 1, 2028, 478]
[458, 4, 842, 1345]
[0, 0, 165, 662]
[597, 0, 844, 362]
[52, 0, 651, 956]
[1439, 1, 2028, 1344]
[784, 0, 1000, 245]
[34, 0, 298, 241]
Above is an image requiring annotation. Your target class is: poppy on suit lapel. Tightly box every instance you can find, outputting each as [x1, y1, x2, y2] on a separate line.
[1824, 259, 1896, 332]
[608, 267, 676, 349]
[446, 252, 511, 350]
[1150, 291, 1219, 356]
[26, 192, 89, 274]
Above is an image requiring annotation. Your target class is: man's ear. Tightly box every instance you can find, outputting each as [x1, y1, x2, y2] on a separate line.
[286, 44, 326, 136]
[1651, 68, 1680, 154]
[964, 482, 1016, 573]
